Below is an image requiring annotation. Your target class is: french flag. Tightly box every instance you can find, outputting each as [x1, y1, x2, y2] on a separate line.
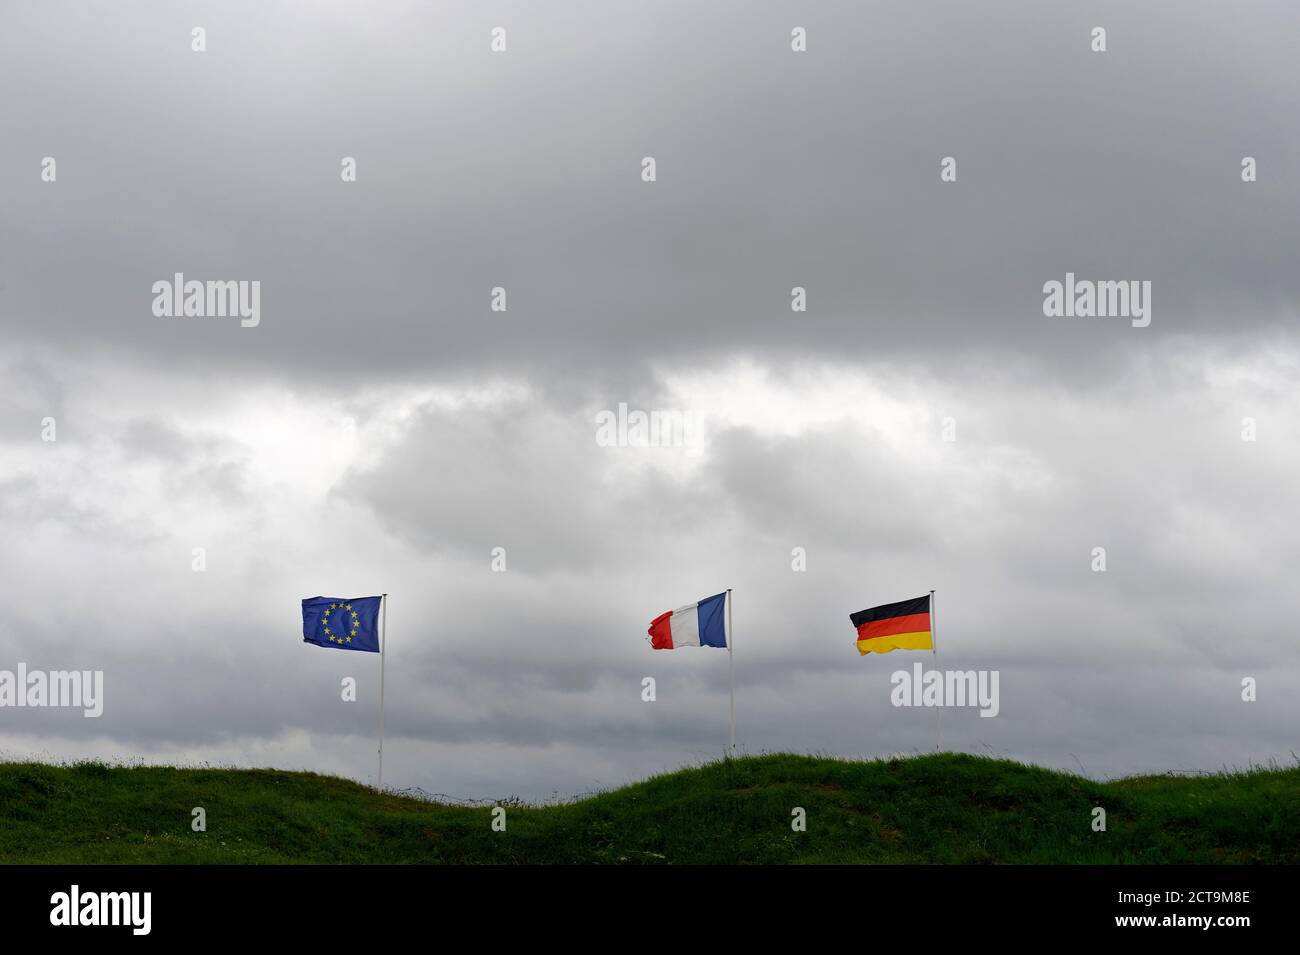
[648, 592, 729, 649]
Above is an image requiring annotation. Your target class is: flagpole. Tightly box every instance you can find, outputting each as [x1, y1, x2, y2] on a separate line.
[931, 588, 941, 752]
[727, 588, 735, 755]
[377, 592, 387, 790]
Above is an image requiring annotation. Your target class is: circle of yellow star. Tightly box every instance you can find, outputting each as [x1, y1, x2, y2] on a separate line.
[320, 601, 366, 647]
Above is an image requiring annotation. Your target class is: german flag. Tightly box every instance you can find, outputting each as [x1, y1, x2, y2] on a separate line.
[851, 595, 932, 655]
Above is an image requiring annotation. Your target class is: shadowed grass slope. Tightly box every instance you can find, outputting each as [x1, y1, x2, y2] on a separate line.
[1, 753, 1296, 863]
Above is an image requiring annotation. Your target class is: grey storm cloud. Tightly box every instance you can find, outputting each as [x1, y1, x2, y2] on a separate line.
[0, 1, 1297, 798]
[2, 0, 1298, 389]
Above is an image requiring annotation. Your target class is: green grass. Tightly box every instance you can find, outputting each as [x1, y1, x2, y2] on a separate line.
[1, 753, 1296, 863]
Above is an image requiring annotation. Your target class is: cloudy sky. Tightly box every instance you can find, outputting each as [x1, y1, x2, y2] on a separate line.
[2, 1, 1297, 800]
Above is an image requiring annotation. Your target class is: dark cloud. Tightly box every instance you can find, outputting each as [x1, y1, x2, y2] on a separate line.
[2, 1, 1297, 392]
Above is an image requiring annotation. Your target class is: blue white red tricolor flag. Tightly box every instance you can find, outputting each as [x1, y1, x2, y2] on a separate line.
[648, 592, 729, 649]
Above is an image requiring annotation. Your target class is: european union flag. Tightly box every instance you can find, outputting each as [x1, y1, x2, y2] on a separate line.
[302, 596, 383, 652]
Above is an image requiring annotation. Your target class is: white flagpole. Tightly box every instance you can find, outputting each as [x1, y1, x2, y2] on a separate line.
[727, 589, 735, 755]
[931, 588, 941, 752]
[377, 592, 387, 790]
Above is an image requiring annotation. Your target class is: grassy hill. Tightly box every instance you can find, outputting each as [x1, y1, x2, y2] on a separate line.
[1, 753, 1296, 863]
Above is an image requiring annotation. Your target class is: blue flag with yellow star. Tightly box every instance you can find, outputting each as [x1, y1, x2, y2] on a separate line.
[302, 596, 383, 652]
